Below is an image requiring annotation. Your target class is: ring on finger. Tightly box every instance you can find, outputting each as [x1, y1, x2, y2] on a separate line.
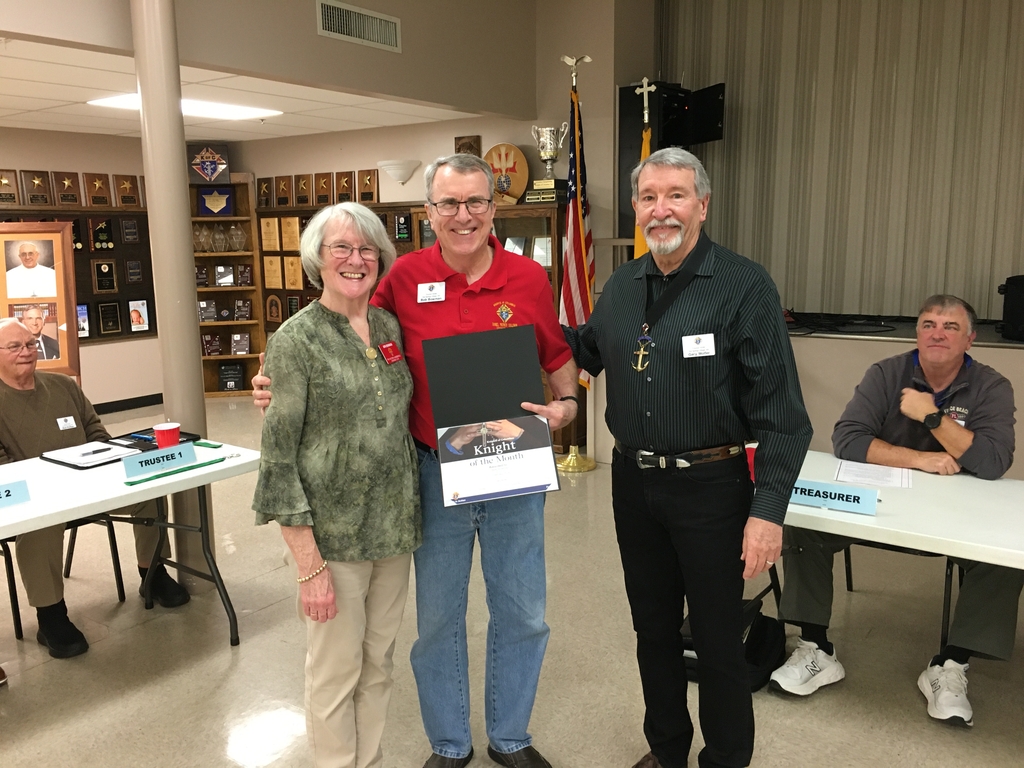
[766, 560, 775, 566]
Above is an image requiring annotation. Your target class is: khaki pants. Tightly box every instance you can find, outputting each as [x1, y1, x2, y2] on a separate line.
[300, 553, 412, 768]
[15, 500, 166, 608]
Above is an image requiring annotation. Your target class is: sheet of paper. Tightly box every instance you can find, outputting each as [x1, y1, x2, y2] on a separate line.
[41, 441, 141, 468]
[835, 460, 911, 488]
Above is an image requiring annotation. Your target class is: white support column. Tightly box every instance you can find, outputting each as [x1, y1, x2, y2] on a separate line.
[130, 0, 213, 590]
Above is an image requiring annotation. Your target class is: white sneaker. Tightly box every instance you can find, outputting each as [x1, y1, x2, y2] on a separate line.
[918, 660, 973, 727]
[769, 639, 846, 696]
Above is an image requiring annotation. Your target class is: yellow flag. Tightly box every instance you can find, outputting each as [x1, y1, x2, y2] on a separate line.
[633, 125, 651, 258]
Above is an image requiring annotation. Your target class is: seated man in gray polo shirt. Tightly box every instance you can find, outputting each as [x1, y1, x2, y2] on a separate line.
[771, 295, 1020, 727]
[0, 318, 189, 660]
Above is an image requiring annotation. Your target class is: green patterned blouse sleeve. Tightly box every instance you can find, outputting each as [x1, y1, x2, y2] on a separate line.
[252, 301, 420, 563]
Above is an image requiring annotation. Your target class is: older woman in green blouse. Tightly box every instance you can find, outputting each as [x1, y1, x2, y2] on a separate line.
[253, 202, 419, 768]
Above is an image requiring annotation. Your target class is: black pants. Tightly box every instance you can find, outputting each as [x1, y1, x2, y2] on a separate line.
[612, 449, 754, 768]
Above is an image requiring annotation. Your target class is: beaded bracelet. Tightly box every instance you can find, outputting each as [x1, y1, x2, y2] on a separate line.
[297, 559, 329, 583]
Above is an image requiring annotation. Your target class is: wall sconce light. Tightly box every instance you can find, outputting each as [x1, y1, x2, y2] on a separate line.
[377, 159, 421, 185]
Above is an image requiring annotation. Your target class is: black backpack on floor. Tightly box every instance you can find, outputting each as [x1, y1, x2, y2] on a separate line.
[680, 596, 787, 692]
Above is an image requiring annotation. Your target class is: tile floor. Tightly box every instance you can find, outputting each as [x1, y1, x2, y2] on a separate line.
[1, 398, 1023, 766]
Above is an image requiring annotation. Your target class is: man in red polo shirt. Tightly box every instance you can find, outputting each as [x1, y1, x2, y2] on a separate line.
[254, 154, 577, 768]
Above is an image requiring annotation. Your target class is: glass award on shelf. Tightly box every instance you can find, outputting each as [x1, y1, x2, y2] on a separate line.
[227, 223, 247, 251]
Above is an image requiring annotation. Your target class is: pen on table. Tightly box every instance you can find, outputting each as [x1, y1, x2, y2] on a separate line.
[80, 446, 112, 457]
[130, 433, 155, 442]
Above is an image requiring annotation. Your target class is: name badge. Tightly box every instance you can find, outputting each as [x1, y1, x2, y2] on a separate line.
[790, 480, 878, 516]
[682, 333, 715, 358]
[417, 282, 445, 303]
[122, 442, 197, 478]
[378, 341, 403, 364]
[0, 480, 30, 508]
[57, 416, 77, 431]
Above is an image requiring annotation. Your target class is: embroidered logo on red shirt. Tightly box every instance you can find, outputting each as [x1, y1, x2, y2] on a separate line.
[495, 302, 514, 324]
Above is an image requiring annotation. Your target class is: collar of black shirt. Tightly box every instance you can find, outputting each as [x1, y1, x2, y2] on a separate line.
[636, 229, 714, 280]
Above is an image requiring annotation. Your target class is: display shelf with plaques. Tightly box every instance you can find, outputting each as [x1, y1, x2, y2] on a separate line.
[254, 201, 419, 333]
[0, 205, 160, 348]
[191, 173, 265, 397]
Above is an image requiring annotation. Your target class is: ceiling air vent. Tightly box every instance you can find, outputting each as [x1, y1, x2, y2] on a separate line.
[316, 1, 401, 53]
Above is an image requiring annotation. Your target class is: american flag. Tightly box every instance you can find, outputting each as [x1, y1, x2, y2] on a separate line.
[559, 86, 595, 388]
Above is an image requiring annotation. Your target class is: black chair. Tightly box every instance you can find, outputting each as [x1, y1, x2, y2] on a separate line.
[843, 543, 963, 647]
[1, 515, 125, 640]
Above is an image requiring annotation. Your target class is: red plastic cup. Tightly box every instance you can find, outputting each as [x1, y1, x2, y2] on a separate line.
[745, 441, 758, 482]
[153, 422, 181, 449]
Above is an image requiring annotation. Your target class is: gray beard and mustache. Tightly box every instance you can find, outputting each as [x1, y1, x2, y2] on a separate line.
[644, 217, 685, 256]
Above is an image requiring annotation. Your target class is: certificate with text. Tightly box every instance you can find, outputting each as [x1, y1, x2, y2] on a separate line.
[436, 415, 559, 507]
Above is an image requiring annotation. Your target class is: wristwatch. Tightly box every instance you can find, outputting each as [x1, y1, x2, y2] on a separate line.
[923, 410, 943, 430]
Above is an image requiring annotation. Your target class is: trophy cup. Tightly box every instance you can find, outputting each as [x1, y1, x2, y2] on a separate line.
[526, 122, 570, 204]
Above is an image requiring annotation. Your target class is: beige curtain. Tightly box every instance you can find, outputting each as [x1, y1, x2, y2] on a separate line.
[658, 0, 1024, 318]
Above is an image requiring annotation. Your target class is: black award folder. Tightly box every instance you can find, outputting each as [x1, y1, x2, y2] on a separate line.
[422, 325, 545, 428]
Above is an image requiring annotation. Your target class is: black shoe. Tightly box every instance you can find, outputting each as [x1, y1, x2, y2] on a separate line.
[487, 745, 552, 768]
[139, 564, 190, 608]
[36, 600, 89, 658]
[423, 748, 474, 768]
[631, 753, 663, 768]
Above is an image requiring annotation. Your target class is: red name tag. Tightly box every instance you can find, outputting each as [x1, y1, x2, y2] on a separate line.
[378, 341, 402, 364]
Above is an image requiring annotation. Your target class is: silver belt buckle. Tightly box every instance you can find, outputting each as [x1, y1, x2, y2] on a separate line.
[675, 456, 691, 468]
[636, 449, 655, 469]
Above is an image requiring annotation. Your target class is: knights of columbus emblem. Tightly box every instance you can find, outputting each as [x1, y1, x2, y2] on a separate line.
[191, 147, 228, 182]
[496, 303, 513, 323]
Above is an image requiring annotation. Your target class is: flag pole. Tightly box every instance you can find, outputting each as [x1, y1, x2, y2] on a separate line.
[633, 77, 656, 259]
[556, 54, 596, 473]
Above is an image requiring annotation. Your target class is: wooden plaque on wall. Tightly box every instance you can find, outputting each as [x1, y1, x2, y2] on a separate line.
[314, 173, 333, 205]
[21, 170, 53, 206]
[0, 170, 21, 206]
[358, 170, 378, 203]
[294, 174, 313, 207]
[83, 173, 111, 207]
[275, 176, 293, 207]
[280, 217, 301, 252]
[52, 172, 82, 207]
[336, 171, 355, 203]
[257, 177, 273, 208]
[260, 217, 280, 251]
[113, 175, 142, 208]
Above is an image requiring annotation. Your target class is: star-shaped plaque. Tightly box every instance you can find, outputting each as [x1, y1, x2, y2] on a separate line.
[120, 179, 133, 192]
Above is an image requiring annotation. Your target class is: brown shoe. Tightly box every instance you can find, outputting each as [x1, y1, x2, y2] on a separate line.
[486, 745, 552, 767]
[631, 753, 662, 768]
[423, 748, 474, 768]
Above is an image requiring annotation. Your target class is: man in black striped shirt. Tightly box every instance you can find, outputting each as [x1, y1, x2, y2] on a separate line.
[564, 148, 811, 768]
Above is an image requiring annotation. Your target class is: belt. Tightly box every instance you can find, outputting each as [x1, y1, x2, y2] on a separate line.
[615, 440, 743, 469]
[414, 438, 438, 457]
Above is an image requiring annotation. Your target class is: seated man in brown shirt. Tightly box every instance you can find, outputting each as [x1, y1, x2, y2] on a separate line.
[0, 318, 189, 659]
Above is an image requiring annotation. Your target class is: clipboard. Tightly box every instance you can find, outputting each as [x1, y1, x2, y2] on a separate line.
[40, 441, 141, 470]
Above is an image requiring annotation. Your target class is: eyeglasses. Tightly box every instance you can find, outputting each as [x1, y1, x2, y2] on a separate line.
[428, 197, 493, 216]
[1, 342, 36, 354]
[320, 242, 380, 261]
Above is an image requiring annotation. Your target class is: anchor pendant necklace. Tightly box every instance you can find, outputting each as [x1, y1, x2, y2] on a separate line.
[633, 233, 710, 373]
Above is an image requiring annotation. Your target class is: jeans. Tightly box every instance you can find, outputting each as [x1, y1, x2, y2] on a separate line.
[612, 448, 754, 768]
[411, 447, 550, 759]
